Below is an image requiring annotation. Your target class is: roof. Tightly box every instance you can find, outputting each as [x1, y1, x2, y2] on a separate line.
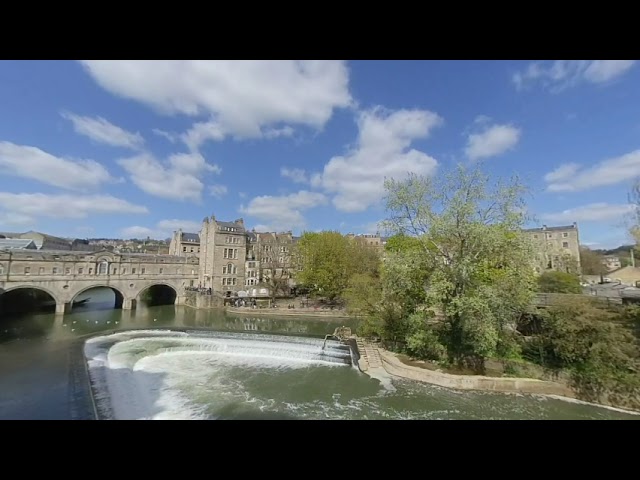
[0, 239, 37, 250]
[523, 224, 577, 233]
[216, 220, 246, 233]
[181, 232, 200, 242]
[20, 231, 71, 243]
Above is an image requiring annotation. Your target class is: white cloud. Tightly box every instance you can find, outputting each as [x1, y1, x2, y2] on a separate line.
[540, 203, 633, 223]
[61, 111, 144, 150]
[465, 124, 521, 161]
[152, 128, 178, 143]
[0, 192, 148, 226]
[117, 152, 220, 202]
[120, 218, 202, 239]
[545, 150, 640, 192]
[513, 60, 636, 92]
[156, 219, 202, 232]
[79, 60, 353, 150]
[0, 141, 114, 190]
[209, 184, 228, 198]
[239, 192, 247, 199]
[240, 190, 327, 232]
[121, 226, 157, 239]
[313, 107, 442, 213]
[280, 167, 309, 184]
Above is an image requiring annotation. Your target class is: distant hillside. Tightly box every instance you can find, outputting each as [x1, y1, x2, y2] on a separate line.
[594, 244, 635, 256]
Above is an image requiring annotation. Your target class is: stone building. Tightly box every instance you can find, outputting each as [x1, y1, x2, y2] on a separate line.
[603, 255, 622, 272]
[199, 216, 247, 296]
[246, 231, 296, 295]
[169, 229, 201, 257]
[523, 223, 581, 274]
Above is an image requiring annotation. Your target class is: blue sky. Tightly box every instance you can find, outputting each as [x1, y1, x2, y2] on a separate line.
[0, 60, 638, 248]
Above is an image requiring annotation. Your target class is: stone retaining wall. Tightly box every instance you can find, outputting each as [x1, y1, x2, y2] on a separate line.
[378, 348, 575, 398]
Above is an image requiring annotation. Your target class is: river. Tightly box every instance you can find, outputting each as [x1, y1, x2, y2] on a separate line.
[0, 287, 637, 420]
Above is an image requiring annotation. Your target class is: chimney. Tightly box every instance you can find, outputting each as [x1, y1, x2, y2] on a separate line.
[542, 225, 547, 230]
[236, 218, 244, 226]
[631, 248, 636, 268]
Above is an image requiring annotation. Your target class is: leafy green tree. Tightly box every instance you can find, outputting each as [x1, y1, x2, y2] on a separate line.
[524, 298, 640, 405]
[295, 231, 380, 301]
[379, 164, 536, 372]
[537, 271, 582, 294]
[579, 247, 607, 276]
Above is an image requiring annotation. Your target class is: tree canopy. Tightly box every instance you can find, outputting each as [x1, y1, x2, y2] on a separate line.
[351, 164, 536, 371]
[537, 271, 582, 294]
[295, 231, 380, 301]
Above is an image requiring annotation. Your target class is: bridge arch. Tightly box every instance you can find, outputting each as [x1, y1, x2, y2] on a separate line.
[136, 282, 179, 307]
[69, 284, 127, 310]
[0, 285, 60, 316]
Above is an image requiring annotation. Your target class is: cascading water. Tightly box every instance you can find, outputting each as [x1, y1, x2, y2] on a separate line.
[83, 329, 640, 421]
[84, 329, 354, 420]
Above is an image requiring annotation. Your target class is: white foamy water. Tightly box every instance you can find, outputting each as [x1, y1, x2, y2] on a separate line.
[84, 329, 640, 421]
[84, 330, 352, 420]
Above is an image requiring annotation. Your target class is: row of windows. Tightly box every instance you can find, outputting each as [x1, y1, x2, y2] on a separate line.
[221, 226, 239, 232]
[222, 264, 238, 274]
[223, 248, 239, 259]
[246, 278, 258, 286]
[533, 232, 570, 240]
[222, 277, 237, 286]
[182, 246, 200, 253]
[14, 266, 196, 276]
[225, 236, 241, 244]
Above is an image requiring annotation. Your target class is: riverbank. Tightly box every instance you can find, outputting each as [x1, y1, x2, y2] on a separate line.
[225, 306, 351, 319]
[354, 338, 640, 414]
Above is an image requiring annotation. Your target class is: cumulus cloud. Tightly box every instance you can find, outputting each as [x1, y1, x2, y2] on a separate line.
[544, 150, 640, 192]
[0, 141, 114, 191]
[209, 184, 228, 198]
[240, 190, 327, 232]
[280, 167, 309, 184]
[61, 111, 144, 150]
[0, 192, 148, 227]
[540, 203, 634, 223]
[312, 107, 442, 213]
[79, 60, 353, 151]
[513, 60, 636, 92]
[117, 152, 220, 202]
[120, 219, 202, 239]
[465, 124, 521, 161]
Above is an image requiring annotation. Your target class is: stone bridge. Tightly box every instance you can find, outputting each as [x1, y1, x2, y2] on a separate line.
[0, 249, 199, 314]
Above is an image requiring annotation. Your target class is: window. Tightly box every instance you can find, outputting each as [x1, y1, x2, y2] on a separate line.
[121, 268, 126, 274]
[132, 268, 136, 274]
[232, 278, 237, 286]
[222, 278, 227, 286]
[159, 268, 164, 274]
[89, 268, 93, 274]
[53, 267, 59, 275]
[533, 234, 538, 239]
[98, 261, 108, 275]
[546, 233, 553, 239]
[39, 267, 45, 274]
[78, 267, 84, 275]
[113, 268, 117, 275]
[141, 268, 146, 274]
[183, 246, 187, 252]
[24, 267, 31, 275]
[562, 232, 568, 238]
[562, 242, 569, 248]
[190, 248, 194, 253]
[191, 269, 195, 275]
[65, 268, 71, 275]
[0, 265, 3, 275]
